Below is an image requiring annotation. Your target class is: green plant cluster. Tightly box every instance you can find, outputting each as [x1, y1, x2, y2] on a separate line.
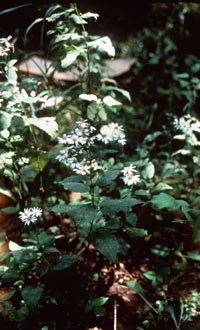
[0, 3, 199, 330]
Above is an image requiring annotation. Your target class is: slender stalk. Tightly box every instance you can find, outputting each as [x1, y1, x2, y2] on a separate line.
[114, 299, 117, 330]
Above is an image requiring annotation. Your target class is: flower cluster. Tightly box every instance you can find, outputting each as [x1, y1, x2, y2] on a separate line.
[96, 123, 126, 145]
[121, 164, 140, 186]
[0, 36, 14, 56]
[57, 120, 126, 173]
[19, 207, 42, 226]
[56, 120, 96, 168]
[74, 159, 99, 175]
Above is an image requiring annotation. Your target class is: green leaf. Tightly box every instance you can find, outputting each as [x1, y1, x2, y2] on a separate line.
[86, 296, 108, 312]
[186, 251, 200, 261]
[125, 280, 158, 314]
[22, 285, 44, 309]
[79, 94, 98, 102]
[104, 86, 131, 102]
[92, 230, 119, 263]
[73, 205, 98, 236]
[11, 115, 25, 127]
[0, 111, 12, 130]
[50, 253, 79, 271]
[87, 102, 98, 121]
[38, 231, 55, 247]
[60, 180, 89, 193]
[97, 170, 119, 186]
[70, 13, 87, 24]
[51, 204, 72, 213]
[6, 67, 17, 85]
[20, 165, 38, 181]
[30, 152, 48, 172]
[125, 280, 145, 296]
[127, 228, 148, 238]
[154, 182, 173, 192]
[151, 193, 178, 210]
[103, 96, 122, 108]
[100, 198, 142, 215]
[151, 193, 191, 220]
[60, 175, 86, 183]
[61, 49, 81, 68]
[98, 105, 107, 121]
[87, 37, 115, 57]
[27, 117, 58, 138]
[1, 205, 19, 214]
[142, 162, 155, 179]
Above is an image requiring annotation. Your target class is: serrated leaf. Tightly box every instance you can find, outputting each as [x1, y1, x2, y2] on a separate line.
[60, 181, 89, 193]
[61, 49, 81, 68]
[60, 175, 86, 183]
[51, 204, 73, 213]
[92, 230, 119, 263]
[74, 205, 98, 236]
[151, 193, 178, 210]
[97, 170, 119, 186]
[100, 198, 142, 215]
[154, 182, 173, 192]
[28, 117, 58, 138]
[151, 193, 190, 219]
[22, 285, 44, 309]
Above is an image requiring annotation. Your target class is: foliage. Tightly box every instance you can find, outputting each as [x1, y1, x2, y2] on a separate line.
[0, 2, 199, 329]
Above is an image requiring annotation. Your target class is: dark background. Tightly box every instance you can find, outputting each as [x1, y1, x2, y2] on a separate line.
[0, 0, 151, 44]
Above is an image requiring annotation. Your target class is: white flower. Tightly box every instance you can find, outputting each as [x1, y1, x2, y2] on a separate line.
[121, 164, 140, 186]
[90, 159, 99, 171]
[65, 134, 86, 146]
[58, 134, 70, 144]
[121, 164, 137, 176]
[19, 207, 42, 226]
[122, 174, 141, 186]
[17, 157, 29, 166]
[56, 150, 68, 162]
[97, 122, 126, 145]
[74, 164, 90, 175]
[0, 35, 14, 56]
[31, 207, 42, 218]
[42, 96, 63, 108]
[19, 208, 37, 226]
[173, 117, 190, 131]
